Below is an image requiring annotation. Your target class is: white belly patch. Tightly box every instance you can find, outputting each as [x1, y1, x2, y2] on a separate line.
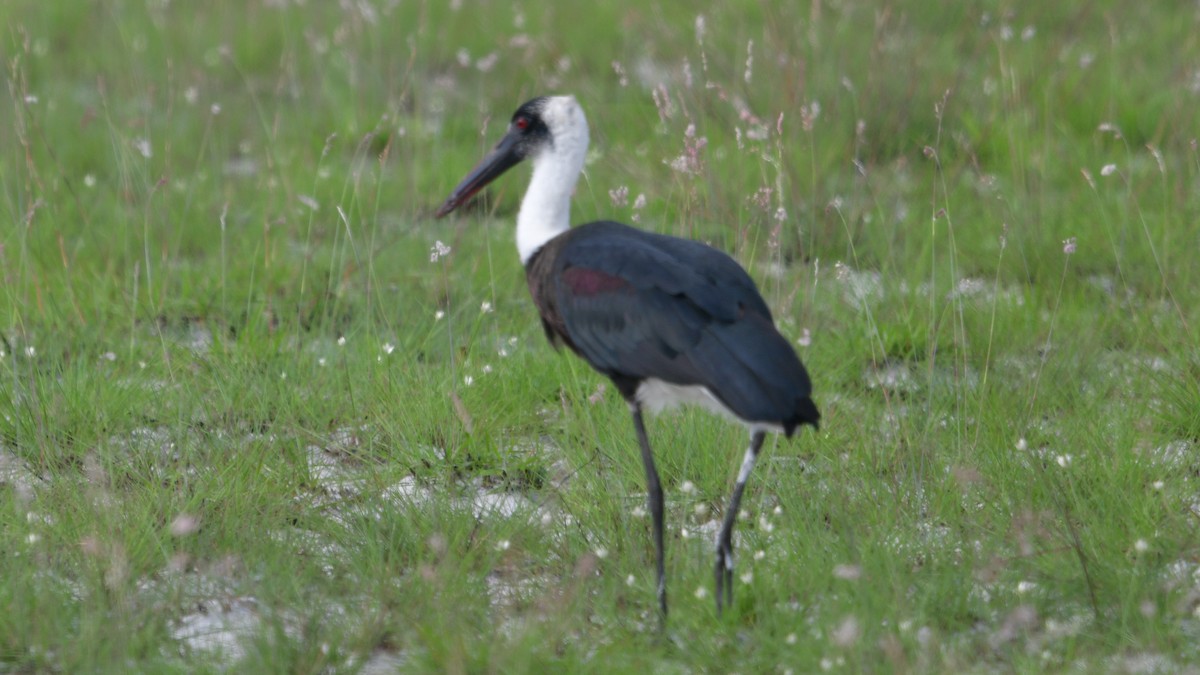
[634, 378, 782, 434]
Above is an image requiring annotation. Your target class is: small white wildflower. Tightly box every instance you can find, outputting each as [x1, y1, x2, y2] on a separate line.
[84, 174, 97, 188]
[681, 527, 691, 539]
[608, 185, 629, 207]
[631, 505, 647, 518]
[669, 154, 697, 174]
[24, 346, 36, 358]
[138, 361, 147, 369]
[1016, 580, 1037, 594]
[693, 503, 709, 517]
[611, 60, 628, 87]
[740, 571, 753, 584]
[1100, 163, 1117, 177]
[463, 375, 474, 386]
[680, 480, 697, 495]
[495, 539, 510, 551]
[475, 52, 499, 72]
[508, 336, 518, 345]
[1056, 454, 1073, 468]
[831, 616, 861, 647]
[435, 310, 445, 321]
[800, 101, 821, 132]
[1152, 480, 1165, 490]
[797, 329, 812, 347]
[833, 564, 863, 581]
[134, 138, 152, 159]
[184, 86, 199, 104]
[1062, 237, 1077, 255]
[786, 633, 797, 645]
[498, 347, 509, 357]
[626, 574, 636, 586]
[210, 103, 221, 115]
[1134, 539, 1149, 553]
[820, 657, 834, 671]
[1149, 145, 1166, 174]
[337, 336, 346, 347]
[170, 514, 200, 537]
[694, 586, 708, 599]
[631, 193, 646, 219]
[773, 505, 783, 516]
[27, 533, 41, 545]
[480, 301, 494, 313]
[1021, 25, 1036, 41]
[540, 512, 553, 526]
[318, 357, 326, 367]
[429, 240, 451, 263]
[280, 371, 287, 380]
[753, 549, 765, 561]
[1016, 437, 1028, 451]
[758, 514, 775, 533]
[383, 343, 395, 355]
[481, 364, 493, 374]
[594, 547, 608, 559]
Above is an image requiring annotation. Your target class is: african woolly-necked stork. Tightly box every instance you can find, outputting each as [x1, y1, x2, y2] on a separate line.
[435, 95, 820, 618]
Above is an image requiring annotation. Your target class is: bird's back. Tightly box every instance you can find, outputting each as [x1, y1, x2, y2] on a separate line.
[526, 221, 819, 435]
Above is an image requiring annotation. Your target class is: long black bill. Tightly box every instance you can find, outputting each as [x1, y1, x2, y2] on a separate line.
[434, 129, 524, 218]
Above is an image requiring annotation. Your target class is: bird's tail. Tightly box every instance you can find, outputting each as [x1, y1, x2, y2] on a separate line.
[693, 313, 821, 436]
[783, 396, 821, 437]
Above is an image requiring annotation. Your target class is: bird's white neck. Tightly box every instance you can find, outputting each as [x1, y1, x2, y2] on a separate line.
[517, 103, 589, 264]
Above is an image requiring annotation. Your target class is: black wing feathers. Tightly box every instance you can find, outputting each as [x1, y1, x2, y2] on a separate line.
[539, 221, 818, 432]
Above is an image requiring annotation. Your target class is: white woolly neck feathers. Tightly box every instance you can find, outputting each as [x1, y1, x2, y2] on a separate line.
[517, 96, 589, 265]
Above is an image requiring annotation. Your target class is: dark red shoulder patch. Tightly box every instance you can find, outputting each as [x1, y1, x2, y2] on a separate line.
[561, 267, 629, 296]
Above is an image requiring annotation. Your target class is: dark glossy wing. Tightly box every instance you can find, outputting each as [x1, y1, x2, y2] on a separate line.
[548, 221, 818, 432]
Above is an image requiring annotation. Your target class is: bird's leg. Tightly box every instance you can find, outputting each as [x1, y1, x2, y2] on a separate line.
[715, 430, 766, 616]
[630, 402, 668, 621]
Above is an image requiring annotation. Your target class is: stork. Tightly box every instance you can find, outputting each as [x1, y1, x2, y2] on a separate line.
[435, 95, 819, 618]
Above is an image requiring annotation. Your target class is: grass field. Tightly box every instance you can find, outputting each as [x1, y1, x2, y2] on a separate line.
[3, 1, 1200, 672]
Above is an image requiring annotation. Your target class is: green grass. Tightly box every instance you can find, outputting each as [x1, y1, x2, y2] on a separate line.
[3, 0, 1199, 671]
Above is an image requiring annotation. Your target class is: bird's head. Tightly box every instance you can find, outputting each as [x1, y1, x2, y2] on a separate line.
[435, 95, 587, 218]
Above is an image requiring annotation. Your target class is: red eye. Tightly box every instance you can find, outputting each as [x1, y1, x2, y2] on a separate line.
[515, 117, 529, 130]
